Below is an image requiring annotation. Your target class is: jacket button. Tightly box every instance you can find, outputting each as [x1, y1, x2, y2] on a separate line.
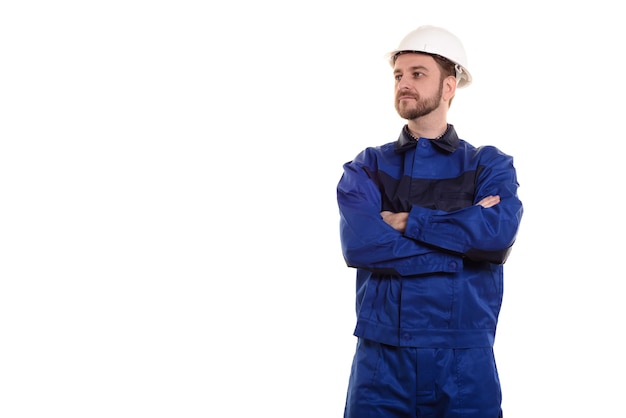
[402, 333, 411, 341]
[448, 261, 457, 270]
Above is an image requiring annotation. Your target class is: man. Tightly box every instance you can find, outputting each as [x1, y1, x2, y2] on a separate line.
[337, 25, 523, 418]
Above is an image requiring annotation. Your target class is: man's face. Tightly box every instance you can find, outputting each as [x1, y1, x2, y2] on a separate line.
[393, 53, 444, 120]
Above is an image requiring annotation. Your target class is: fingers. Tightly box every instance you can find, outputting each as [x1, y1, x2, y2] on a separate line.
[477, 195, 500, 208]
[380, 211, 408, 232]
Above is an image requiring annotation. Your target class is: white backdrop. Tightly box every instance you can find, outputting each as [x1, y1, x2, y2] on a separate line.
[1, 1, 624, 417]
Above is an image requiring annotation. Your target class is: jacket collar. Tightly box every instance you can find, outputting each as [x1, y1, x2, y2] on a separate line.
[394, 124, 460, 154]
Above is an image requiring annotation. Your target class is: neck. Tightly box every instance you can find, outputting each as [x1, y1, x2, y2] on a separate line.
[407, 122, 449, 140]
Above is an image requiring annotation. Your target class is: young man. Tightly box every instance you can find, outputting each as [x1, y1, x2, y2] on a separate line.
[337, 25, 523, 418]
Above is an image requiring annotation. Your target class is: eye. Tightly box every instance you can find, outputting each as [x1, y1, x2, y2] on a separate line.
[394, 74, 402, 81]
[412, 71, 424, 78]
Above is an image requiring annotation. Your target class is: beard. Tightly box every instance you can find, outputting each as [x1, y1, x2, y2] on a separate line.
[394, 83, 443, 120]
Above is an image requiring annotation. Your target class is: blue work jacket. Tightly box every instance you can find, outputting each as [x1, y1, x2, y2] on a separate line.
[337, 124, 523, 348]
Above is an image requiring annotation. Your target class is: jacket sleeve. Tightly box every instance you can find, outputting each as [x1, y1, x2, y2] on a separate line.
[404, 146, 524, 264]
[337, 153, 463, 277]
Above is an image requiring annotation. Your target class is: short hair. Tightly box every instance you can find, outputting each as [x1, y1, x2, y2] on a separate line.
[430, 54, 457, 107]
[430, 54, 457, 82]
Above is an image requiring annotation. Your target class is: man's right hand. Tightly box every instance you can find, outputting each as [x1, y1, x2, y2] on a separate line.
[476, 195, 500, 208]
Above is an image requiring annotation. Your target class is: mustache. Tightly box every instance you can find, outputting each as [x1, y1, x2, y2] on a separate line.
[396, 92, 419, 101]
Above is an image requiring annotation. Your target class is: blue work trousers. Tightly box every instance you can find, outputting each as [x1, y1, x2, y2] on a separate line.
[344, 338, 503, 418]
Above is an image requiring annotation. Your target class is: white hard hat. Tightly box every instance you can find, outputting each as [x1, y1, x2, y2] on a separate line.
[386, 25, 472, 88]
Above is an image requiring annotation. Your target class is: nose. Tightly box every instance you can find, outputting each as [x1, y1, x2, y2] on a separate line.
[396, 75, 411, 90]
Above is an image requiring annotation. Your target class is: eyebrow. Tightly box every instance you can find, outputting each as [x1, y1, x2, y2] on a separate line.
[393, 65, 430, 75]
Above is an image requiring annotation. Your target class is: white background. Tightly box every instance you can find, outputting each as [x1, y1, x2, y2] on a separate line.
[1, 1, 625, 417]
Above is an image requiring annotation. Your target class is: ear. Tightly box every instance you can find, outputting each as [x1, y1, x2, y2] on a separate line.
[442, 76, 457, 102]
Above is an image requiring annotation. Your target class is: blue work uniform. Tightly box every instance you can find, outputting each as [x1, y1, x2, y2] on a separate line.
[337, 124, 523, 417]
